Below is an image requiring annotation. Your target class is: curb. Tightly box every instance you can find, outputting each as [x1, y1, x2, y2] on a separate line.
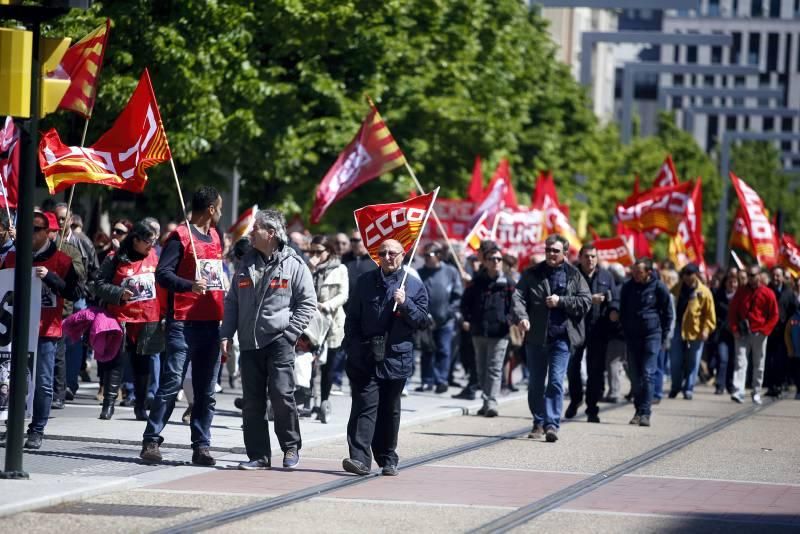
[0, 476, 133, 518]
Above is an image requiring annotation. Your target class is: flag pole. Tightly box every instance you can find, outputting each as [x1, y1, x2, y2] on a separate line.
[394, 186, 440, 311]
[169, 157, 200, 278]
[58, 118, 91, 251]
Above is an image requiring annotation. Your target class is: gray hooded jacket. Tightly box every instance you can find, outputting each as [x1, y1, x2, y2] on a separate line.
[220, 245, 317, 350]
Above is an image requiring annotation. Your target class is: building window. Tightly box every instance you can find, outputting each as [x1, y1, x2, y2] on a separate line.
[769, 0, 781, 17]
[767, 33, 779, 71]
[708, 0, 720, 16]
[732, 0, 739, 16]
[704, 74, 715, 87]
[711, 45, 723, 64]
[721, 76, 728, 87]
[726, 116, 737, 131]
[752, 0, 764, 17]
[731, 32, 741, 64]
[749, 32, 761, 65]
[744, 117, 750, 129]
[795, 0, 800, 18]
[734, 75, 746, 87]
[783, 117, 794, 131]
[674, 74, 684, 86]
[672, 96, 683, 109]
[764, 117, 775, 131]
[707, 115, 719, 150]
[734, 97, 745, 106]
[687, 45, 698, 64]
[759, 72, 771, 87]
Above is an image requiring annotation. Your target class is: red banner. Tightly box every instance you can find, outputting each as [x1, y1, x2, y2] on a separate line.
[780, 234, 800, 278]
[592, 236, 634, 267]
[473, 159, 517, 224]
[645, 155, 680, 240]
[56, 19, 111, 118]
[39, 70, 171, 194]
[0, 117, 19, 208]
[616, 180, 694, 236]
[419, 198, 474, 240]
[492, 208, 545, 269]
[730, 172, 779, 267]
[311, 105, 406, 224]
[533, 171, 581, 252]
[669, 178, 706, 271]
[354, 189, 438, 264]
[729, 207, 753, 255]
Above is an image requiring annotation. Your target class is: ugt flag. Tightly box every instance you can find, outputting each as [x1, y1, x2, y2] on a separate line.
[311, 105, 407, 224]
[730, 172, 779, 266]
[616, 180, 694, 236]
[354, 189, 438, 264]
[39, 69, 171, 194]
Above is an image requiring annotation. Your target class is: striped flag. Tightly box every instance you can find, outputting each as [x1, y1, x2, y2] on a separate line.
[56, 19, 111, 118]
[464, 210, 491, 251]
[39, 70, 171, 194]
[228, 204, 258, 243]
[311, 104, 407, 224]
[729, 172, 779, 266]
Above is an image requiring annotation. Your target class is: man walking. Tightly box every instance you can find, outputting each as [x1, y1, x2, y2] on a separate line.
[765, 267, 797, 397]
[620, 258, 673, 427]
[565, 244, 618, 423]
[141, 186, 225, 465]
[729, 265, 779, 405]
[668, 263, 716, 400]
[221, 209, 316, 470]
[513, 235, 591, 443]
[342, 239, 429, 476]
[417, 242, 462, 394]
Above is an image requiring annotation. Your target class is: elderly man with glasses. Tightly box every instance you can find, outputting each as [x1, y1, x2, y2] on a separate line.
[512, 234, 591, 443]
[341, 239, 429, 477]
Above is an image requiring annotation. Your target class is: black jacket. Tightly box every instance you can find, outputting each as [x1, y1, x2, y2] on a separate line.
[344, 267, 429, 381]
[343, 252, 378, 300]
[512, 261, 592, 348]
[578, 266, 619, 335]
[710, 286, 735, 347]
[461, 270, 514, 338]
[418, 262, 462, 327]
[620, 273, 673, 345]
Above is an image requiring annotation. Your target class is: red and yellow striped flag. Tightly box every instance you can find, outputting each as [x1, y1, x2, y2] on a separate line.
[311, 104, 407, 224]
[57, 19, 111, 118]
[39, 69, 171, 194]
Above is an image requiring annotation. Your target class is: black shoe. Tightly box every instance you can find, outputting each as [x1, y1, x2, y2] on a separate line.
[667, 390, 679, 399]
[485, 408, 498, 418]
[639, 415, 651, 427]
[120, 397, 136, 408]
[508, 384, 520, 392]
[23, 432, 42, 450]
[624, 392, 634, 402]
[51, 399, 65, 410]
[382, 464, 398, 476]
[434, 384, 448, 394]
[234, 397, 244, 410]
[65, 388, 75, 401]
[545, 427, 558, 443]
[140, 442, 162, 464]
[587, 413, 600, 423]
[714, 386, 725, 395]
[564, 402, 579, 419]
[414, 384, 433, 393]
[651, 398, 661, 405]
[98, 404, 115, 420]
[80, 369, 92, 383]
[629, 414, 641, 425]
[448, 379, 463, 388]
[452, 389, 476, 401]
[192, 447, 216, 466]
[476, 406, 487, 416]
[528, 424, 545, 440]
[342, 458, 371, 476]
[134, 406, 147, 421]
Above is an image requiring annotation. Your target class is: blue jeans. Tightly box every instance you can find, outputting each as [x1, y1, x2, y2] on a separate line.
[626, 333, 660, 417]
[669, 336, 705, 394]
[526, 338, 570, 430]
[147, 353, 161, 399]
[421, 323, 455, 386]
[653, 348, 670, 400]
[28, 338, 57, 435]
[143, 320, 220, 449]
[715, 339, 734, 393]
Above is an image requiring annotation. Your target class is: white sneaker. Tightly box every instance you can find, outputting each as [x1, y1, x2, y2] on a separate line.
[214, 383, 223, 393]
[177, 390, 185, 402]
[752, 393, 762, 405]
[401, 386, 409, 397]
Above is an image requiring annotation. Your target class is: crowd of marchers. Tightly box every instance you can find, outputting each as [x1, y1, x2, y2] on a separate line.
[3, 185, 798, 476]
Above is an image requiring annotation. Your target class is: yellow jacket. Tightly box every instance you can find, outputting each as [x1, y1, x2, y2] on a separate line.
[671, 281, 716, 341]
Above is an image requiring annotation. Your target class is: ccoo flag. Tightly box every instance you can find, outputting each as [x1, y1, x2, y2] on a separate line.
[56, 19, 111, 118]
[729, 172, 779, 266]
[39, 70, 171, 194]
[311, 104, 407, 224]
[354, 189, 438, 265]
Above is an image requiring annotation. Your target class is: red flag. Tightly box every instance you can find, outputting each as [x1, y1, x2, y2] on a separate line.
[653, 155, 679, 188]
[0, 117, 20, 208]
[39, 70, 171, 194]
[616, 180, 694, 236]
[729, 207, 754, 255]
[354, 189, 438, 264]
[729, 172, 779, 266]
[669, 178, 706, 270]
[464, 210, 492, 251]
[228, 204, 258, 243]
[616, 220, 652, 258]
[467, 156, 484, 203]
[532, 171, 581, 252]
[55, 19, 111, 118]
[311, 105, 407, 224]
[592, 236, 634, 267]
[492, 207, 546, 269]
[473, 158, 517, 224]
[780, 234, 800, 278]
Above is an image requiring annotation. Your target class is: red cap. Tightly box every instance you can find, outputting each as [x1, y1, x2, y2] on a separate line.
[44, 212, 59, 231]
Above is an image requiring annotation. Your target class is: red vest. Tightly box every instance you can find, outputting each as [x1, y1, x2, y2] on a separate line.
[107, 249, 162, 323]
[5, 246, 72, 338]
[172, 225, 225, 321]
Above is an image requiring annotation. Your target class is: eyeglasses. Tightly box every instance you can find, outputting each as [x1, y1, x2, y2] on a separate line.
[350, 237, 362, 243]
[112, 228, 127, 235]
[425, 252, 438, 257]
[136, 236, 157, 246]
[378, 250, 401, 258]
[33, 226, 47, 233]
[336, 241, 349, 247]
[486, 256, 503, 263]
[308, 249, 326, 256]
[545, 247, 563, 254]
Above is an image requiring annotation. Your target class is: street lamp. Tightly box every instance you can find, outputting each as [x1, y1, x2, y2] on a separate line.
[621, 63, 761, 143]
[716, 132, 800, 265]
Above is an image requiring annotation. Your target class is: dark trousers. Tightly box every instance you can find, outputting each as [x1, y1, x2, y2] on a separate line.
[143, 320, 220, 449]
[53, 337, 67, 403]
[240, 336, 301, 461]
[765, 331, 788, 390]
[567, 333, 608, 417]
[460, 329, 479, 389]
[102, 338, 150, 408]
[626, 333, 661, 417]
[346, 368, 405, 468]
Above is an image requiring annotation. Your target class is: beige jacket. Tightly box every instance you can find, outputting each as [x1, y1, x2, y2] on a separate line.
[314, 261, 349, 349]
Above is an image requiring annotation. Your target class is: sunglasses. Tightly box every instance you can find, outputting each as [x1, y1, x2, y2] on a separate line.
[308, 249, 326, 256]
[378, 250, 401, 258]
[33, 226, 48, 233]
[350, 237, 362, 243]
[112, 228, 128, 235]
[545, 247, 563, 254]
[486, 256, 503, 263]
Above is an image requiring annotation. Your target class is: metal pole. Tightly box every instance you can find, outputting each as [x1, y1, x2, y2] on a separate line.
[230, 165, 240, 230]
[716, 136, 732, 267]
[621, 67, 635, 144]
[2, 20, 40, 480]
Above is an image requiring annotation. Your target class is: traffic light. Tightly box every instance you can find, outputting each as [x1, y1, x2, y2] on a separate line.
[39, 36, 71, 116]
[0, 28, 32, 117]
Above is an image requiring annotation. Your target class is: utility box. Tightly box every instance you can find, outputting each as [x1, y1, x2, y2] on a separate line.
[0, 27, 32, 118]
